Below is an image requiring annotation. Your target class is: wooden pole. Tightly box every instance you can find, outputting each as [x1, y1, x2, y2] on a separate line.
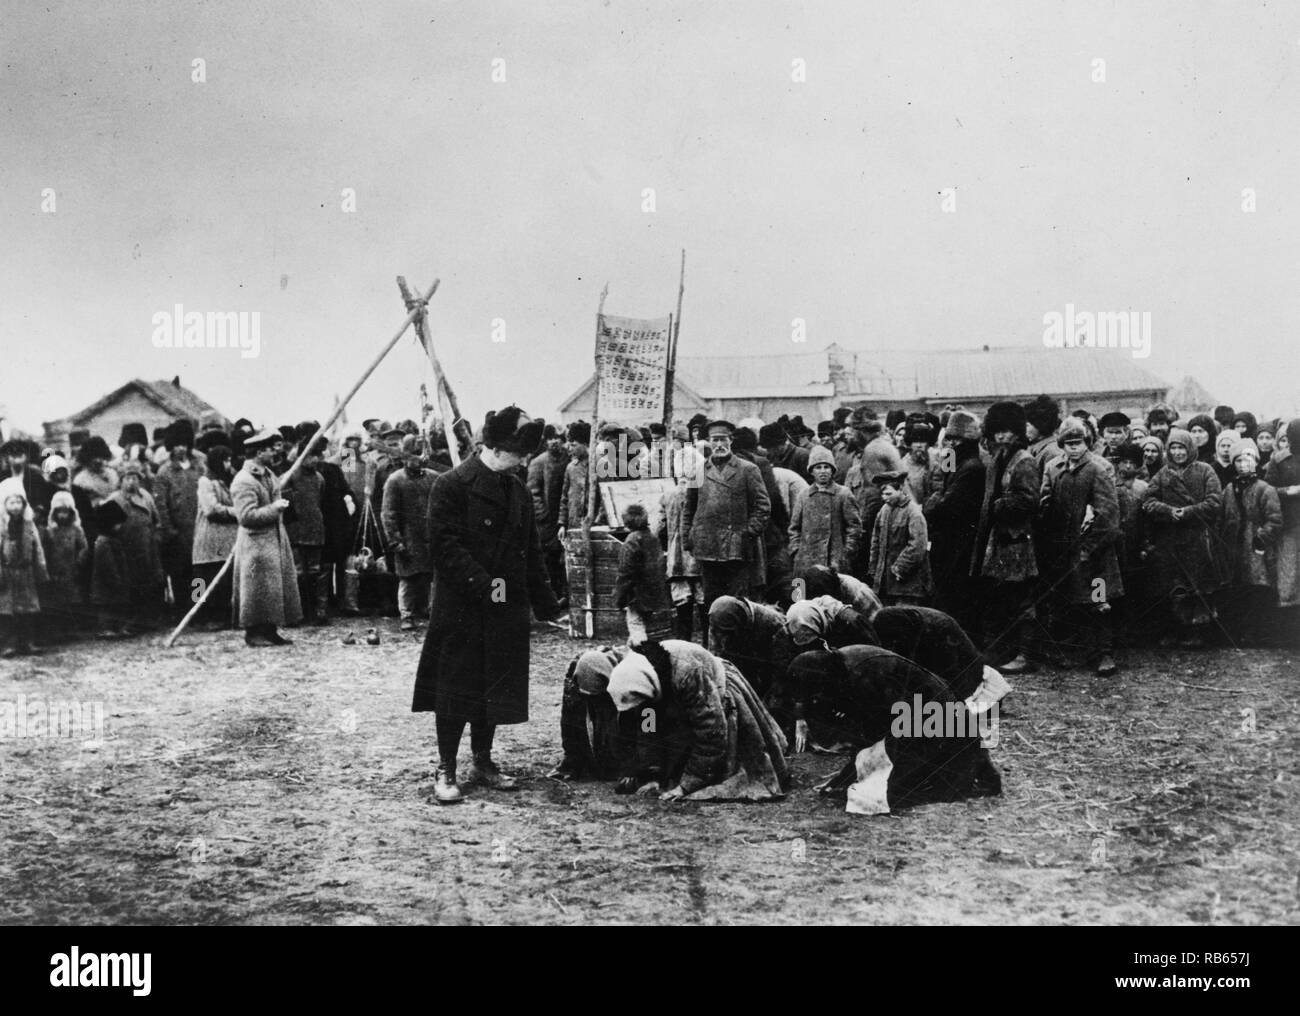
[579, 284, 609, 637]
[665, 248, 685, 475]
[164, 278, 440, 648]
[397, 276, 469, 466]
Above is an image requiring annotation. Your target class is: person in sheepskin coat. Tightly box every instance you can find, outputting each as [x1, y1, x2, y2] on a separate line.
[230, 430, 302, 646]
[412, 406, 562, 806]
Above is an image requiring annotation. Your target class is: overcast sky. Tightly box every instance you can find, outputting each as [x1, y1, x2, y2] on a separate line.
[2, 0, 1297, 434]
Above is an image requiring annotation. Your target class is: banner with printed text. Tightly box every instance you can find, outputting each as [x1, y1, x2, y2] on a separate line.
[595, 313, 672, 425]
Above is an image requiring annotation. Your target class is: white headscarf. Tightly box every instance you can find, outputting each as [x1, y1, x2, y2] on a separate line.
[0, 476, 34, 521]
[606, 651, 661, 712]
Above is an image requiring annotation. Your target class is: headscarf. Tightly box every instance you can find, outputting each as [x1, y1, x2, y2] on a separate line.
[607, 651, 661, 712]
[708, 595, 757, 633]
[1165, 428, 1194, 465]
[1139, 435, 1165, 474]
[47, 489, 80, 529]
[0, 476, 34, 522]
[1185, 413, 1217, 462]
[41, 454, 70, 484]
[573, 648, 621, 696]
[785, 595, 846, 646]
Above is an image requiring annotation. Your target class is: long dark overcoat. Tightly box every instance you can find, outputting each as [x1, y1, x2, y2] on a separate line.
[412, 455, 559, 723]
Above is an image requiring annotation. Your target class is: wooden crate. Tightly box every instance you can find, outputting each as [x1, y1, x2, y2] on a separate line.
[562, 529, 673, 641]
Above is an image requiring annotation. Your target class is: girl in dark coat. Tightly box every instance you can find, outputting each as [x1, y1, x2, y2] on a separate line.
[1220, 439, 1282, 646]
[787, 645, 1002, 812]
[413, 407, 562, 805]
[923, 410, 986, 638]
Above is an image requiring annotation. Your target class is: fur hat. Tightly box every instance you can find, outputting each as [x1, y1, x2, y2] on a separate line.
[1057, 417, 1090, 447]
[1098, 411, 1131, 430]
[204, 445, 233, 476]
[945, 410, 981, 443]
[903, 420, 936, 446]
[164, 419, 196, 451]
[277, 425, 298, 443]
[816, 420, 836, 439]
[687, 413, 710, 435]
[884, 409, 907, 432]
[1213, 405, 1236, 430]
[984, 401, 1027, 441]
[76, 436, 112, 467]
[152, 426, 169, 443]
[1116, 442, 1145, 467]
[758, 422, 788, 447]
[0, 439, 30, 460]
[567, 420, 592, 445]
[808, 444, 836, 470]
[872, 468, 908, 489]
[787, 415, 812, 439]
[831, 407, 852, 428]
[731, 427, 758, 452]
[1146, 403, 1177, 428]
[482, 406, 545, 455]
[195, 429, 230, 454]
[118, 423, 148, 448]
[1023, 395, 1061, 438]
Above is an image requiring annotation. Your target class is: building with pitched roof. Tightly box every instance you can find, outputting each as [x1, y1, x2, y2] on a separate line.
[42, 377, 227, 451]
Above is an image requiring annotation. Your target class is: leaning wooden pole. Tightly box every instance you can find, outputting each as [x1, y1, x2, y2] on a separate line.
[397, 276, 468, 466]
[579, 284, 609, 637]
[664, 248, 685, 474]
[164, 278, 441, 648]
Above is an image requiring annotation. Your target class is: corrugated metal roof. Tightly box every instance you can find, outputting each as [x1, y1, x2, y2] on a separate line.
[839, 347, 1167, 400]
[677, 351, 830, 391]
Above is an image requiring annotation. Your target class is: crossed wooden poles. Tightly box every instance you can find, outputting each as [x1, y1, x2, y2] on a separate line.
[165, 275, 467, 647]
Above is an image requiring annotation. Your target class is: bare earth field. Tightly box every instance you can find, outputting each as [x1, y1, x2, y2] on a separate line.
[1, 618, 1297, 926]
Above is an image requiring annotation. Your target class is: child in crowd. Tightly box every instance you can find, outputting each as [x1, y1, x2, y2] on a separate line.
[613, 502, 669, 647]
[789, 444, 861, 576]
[111, 461, 166, 630]
[40, 490, 89, 640]
[661, 446, 704, 641]
[0, 478, 48, 656]
[1112, 443, 1149, 644]
[90, 500, 132, 638]
[868, 469, 931, 606]
[1220, 439, 1281, 646]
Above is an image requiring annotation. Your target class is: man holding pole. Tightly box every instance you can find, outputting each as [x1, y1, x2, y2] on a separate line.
[231, 429, 302, 647]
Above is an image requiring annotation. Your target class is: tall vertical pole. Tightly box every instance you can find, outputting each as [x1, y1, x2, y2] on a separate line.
[665, 248, 685, 475]
[579, 284, 610, 637]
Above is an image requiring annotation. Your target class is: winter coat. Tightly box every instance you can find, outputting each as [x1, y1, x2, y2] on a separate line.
[230, 461, 302, 628]
[682, 454, 770, 563]
[40, 523, 87, 609]
[613, 528, 671, 612]
[661, 484, 700, 579]
[1041, 452, 1123, 605]
[281, 466, 325, 547]
[1114, 477, 1148, 574]
[558, 646, 640, 779]
[153, 457, 201, 560]
[923, 444, 985, 597]
[90, 534, 129, 607]
[110, 490, 165, 596]
[73, 465, 119, 508]
[559, 454, 593, 529]
[412, 454, 560, 723]
[869, 498, 932, 599]
[0, 518, 48, 614]
[192, 475, 238, 565]
[767, 441, 811, 482]
[5, 465, 53, 524]
[526, 447, 569, 544]
[1264, 454, 1300, 606]
[317, 460, 356, 564]
[1221, 477, 1282, 588]
[972, 446, 1039, 582]
[1142, 459, 1224, 616]
[789, 481, 860, 574]
[380, 466, 436, 577]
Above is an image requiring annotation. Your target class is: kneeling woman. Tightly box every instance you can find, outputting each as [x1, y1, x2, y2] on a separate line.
[607, 640, 790, 802]
[788, 644, 1002, 811]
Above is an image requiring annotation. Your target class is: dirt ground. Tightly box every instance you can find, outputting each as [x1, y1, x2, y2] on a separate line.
[1, 616, 1297, 926]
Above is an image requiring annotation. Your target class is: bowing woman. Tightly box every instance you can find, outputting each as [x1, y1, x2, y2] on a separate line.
[605, 640, 790, 802]
[788, 644, 1002, 811]
[412, 406, 565, 805]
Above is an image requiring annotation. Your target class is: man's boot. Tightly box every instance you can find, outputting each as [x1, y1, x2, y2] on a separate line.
[433, 761, 463, 804]
[466, 753, 518, 790]
[341, 567, 361, 616]
[312, 573, 330, 626]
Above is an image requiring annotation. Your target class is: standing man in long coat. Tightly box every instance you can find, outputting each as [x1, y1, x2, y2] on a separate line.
[682, 419, 770, 647]
[231, 429, 301, 646]
[413, 406, 563, 805]
[382, 435, 436, 631]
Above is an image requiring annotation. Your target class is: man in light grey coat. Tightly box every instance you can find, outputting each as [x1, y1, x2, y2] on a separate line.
[231, 430, 301, 646]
